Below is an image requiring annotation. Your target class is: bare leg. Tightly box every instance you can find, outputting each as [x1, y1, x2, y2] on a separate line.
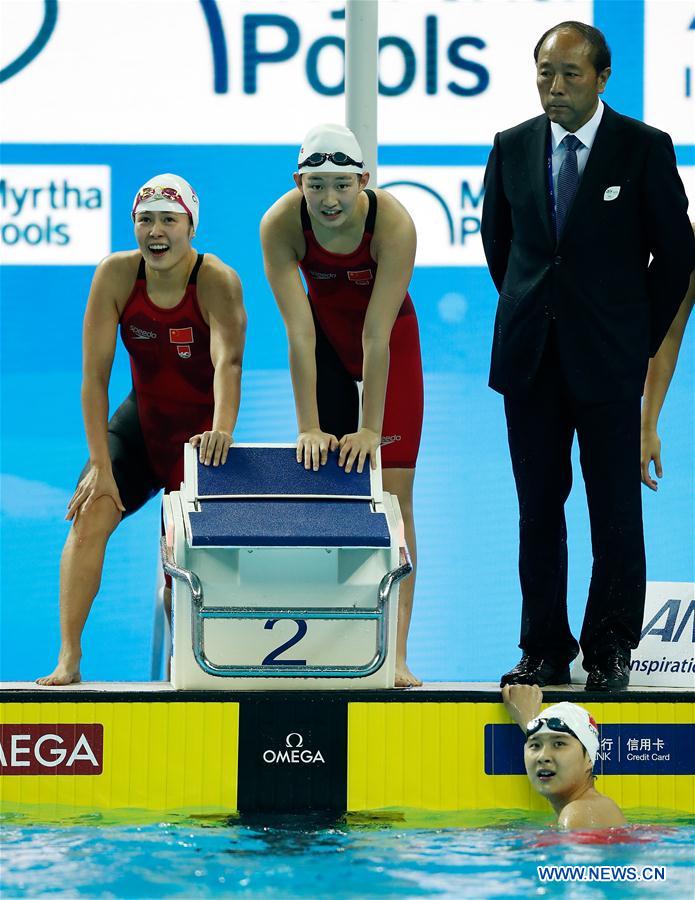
[163, 585, 172, 681]
[163, 585, 172, 624]
[383, 467, 421, 687]
[36, 497, 122, 685]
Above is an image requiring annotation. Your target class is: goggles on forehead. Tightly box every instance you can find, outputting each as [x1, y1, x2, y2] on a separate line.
[526, 717, 579, 741]
[298, 151, 364, 170]
[132, 186, 194, 223]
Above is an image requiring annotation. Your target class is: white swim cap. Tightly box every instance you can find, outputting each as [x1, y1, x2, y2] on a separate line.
[526, 702, 600, 766]
[131, 173, 199, 231]
[297, 124, 365, 176]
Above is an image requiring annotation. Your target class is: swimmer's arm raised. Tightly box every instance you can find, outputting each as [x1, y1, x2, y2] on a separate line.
[69, 259, 125, 519]
[261, 210, 338, 469]
[195, 261, 247, 466]
[501, 684, 543, 732]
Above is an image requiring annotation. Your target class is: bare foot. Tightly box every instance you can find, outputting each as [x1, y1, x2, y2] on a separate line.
[395, 661, 422, 688]
[36, 658, 82, 686]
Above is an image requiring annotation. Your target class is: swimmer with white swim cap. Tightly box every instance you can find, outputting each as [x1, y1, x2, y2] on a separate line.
[261, 124, 425, 687]
[503, 685, 626, 829]
[37, 173, 247, 686]
[133, 173, 201, 232]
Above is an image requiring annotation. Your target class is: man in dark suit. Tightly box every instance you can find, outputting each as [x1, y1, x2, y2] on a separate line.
[481, 21, 695, 691]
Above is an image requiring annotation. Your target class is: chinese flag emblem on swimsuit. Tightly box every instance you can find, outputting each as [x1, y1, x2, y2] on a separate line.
[347, 269, 373, 285]
[170, 326, 194, 344]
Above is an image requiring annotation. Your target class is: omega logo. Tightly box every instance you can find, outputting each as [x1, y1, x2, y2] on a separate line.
[262, 732, 325, 765]
[0, 724, 103, 775]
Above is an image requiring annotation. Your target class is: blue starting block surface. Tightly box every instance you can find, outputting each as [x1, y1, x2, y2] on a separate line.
[196, 447, 372, 499]
[189, 499, 391, 547]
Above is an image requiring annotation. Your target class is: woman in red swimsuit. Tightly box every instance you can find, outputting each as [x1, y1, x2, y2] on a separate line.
[261, 124, 424, 687]
[38, 174, 247, 685]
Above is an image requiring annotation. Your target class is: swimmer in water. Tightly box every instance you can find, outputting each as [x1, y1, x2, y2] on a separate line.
[502, 684, 626, 829]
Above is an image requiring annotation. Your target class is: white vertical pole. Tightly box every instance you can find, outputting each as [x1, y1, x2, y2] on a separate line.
[345, 0, 379, 182]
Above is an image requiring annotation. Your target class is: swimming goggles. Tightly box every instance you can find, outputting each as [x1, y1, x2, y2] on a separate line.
[526, 717, 579, 740]
[298, 151, 364, 170]
[132, 186, 194, 222]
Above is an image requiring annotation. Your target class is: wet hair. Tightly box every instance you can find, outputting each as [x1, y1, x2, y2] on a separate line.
[534, 21, 611, 73]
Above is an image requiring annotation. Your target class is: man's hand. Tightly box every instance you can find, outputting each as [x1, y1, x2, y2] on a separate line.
[640, 427, 662, 491]
[338, 428, 381, 474]
[296, 429, 339, 471]
[502, 684, 543, 732]
[190, 431, 233, 466]
[66, 465, 125, 522]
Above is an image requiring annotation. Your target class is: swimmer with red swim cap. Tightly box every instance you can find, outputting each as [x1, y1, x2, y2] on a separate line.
[261, 124, 424, 687]
[503, 685, 626, 829]
[37, 174, 246, 686]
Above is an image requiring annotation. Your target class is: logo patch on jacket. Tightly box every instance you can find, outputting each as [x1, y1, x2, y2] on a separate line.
[603, 186, 621, 201]
[347, 269, 373, 285]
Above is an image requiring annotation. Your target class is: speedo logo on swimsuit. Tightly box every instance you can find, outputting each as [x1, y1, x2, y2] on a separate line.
[381, 435, 402, 445]
[309, 270, 336, 279]
[348, 269, 373, 285]
[130, 324, 157, 340]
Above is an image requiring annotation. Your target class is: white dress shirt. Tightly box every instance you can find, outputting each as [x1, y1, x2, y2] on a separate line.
[550, 99, 605, 207]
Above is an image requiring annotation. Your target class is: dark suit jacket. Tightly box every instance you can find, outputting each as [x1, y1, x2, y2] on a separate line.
[481, 103, 695, 402]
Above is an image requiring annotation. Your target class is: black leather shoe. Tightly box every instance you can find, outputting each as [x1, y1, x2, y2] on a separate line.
[585, 653, 630, 692]
[500, 654, 571, 688]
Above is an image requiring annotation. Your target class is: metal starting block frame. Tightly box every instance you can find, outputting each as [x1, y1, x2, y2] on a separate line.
[162, 444, 411, 689]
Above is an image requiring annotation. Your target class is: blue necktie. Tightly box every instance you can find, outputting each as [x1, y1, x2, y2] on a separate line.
[555, 134, 583, 237]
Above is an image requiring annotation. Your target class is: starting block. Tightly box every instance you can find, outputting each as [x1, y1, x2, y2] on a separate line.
[161, 444, 411, 689]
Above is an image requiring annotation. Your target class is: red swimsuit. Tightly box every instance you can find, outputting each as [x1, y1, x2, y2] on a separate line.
[119, 254, 214, 491]
[298, 190, 424, 468]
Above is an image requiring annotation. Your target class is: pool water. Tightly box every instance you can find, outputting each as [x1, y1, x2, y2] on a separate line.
[1, 810, 693, 898]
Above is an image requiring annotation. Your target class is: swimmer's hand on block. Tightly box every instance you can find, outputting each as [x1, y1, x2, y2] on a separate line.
[296, 429, 339, 471]
[190, 430, 233, 467]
